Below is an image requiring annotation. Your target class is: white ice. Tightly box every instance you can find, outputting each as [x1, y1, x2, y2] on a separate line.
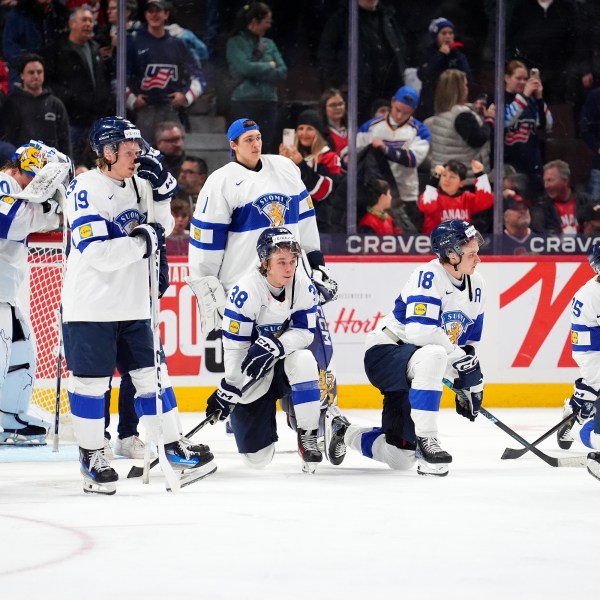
[1, 408, 599, 600]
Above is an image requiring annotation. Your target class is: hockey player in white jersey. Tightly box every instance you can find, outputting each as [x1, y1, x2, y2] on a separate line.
[61, 116, 215, 494]
[187, 117, 341, 460]
[0, 141, 67, 444]
[327, 220, 486, 476]
[205, 227, 323, 473]
[563, 242, 600, 481]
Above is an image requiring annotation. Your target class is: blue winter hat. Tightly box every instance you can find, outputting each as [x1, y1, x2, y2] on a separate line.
[227, 118, 260, 157]
[393, 86, 419, 110]
[429, 17, 455, 39]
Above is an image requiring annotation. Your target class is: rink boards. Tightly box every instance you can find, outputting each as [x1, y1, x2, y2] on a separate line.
[154, 255, 585, 410]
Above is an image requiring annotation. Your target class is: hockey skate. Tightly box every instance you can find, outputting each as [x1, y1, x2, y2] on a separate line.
[587, 452, 600, 481]
[80, 447, 119, 495]
[115, 435, 155, 460]
[324, 406, 349, 466]
[0, 414, 48, 445]
[557, 398, 575, 450]
[416, 436, 452, 477]
[164, 437, 217, 489]
[298, 428, 323, 474]
[103, 437, 114, 460]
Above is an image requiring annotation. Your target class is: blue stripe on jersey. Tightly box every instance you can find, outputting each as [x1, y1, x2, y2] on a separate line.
[392, 295, 408, 323]
[409, 389, 441, 412]
[189, 217, 228, 250]
[133, 393, 174, 417]
[360, 427, 383, 459]
[223, 308, 254, 322]
[229, 197, 301, 232]
[571, 323, 600, 352]
[460, 313, 484, 345]
[222, 330, 253, 342]
[291, 380, 320, 405]
[69, 391, 105, 419]
[406, 294, 442, 306]
[71, 213, 107, 230]
[406, 315, 439, 326]
[290, 306, 317, 331]
[0, 198, 24, 238]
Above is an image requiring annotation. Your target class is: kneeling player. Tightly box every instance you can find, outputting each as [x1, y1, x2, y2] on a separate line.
[62, 116, 215, 495]
[327, 220, 486, 477]
[206, 228, 323, 473]
[563, 242, 600, 481]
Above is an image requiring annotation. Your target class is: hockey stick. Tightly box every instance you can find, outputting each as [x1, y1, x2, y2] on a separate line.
[127, 411, 221, 478]
[443, 379, 586, 468]
[501, 412, 578, 460]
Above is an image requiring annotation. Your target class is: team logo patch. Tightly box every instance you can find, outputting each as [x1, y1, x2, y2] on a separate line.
[252, 193, 291, 227]
[572, 331, 579, 344]
[115, 209, 144, 235]
[141, 64, 178, 90]
[79, 224, 93, 239]
[2, 195, 15, 205]
[413, 303, 427, 316]
[257, 323, 284, 336]
[441, 311, 474, 345]
[193, 227, 201, 241]
[229, 320, 240, 334]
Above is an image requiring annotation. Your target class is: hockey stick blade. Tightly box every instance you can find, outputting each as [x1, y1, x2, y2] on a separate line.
[12, 162, 70, 203]
[501, 413, 578, 460]
[127, 412, 220, 479]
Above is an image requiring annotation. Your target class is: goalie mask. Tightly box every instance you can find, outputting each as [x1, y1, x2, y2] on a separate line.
[589, 241, 600, 276]
[430, 219, 484, 265]
[256, 227, 301, 265]
[89, 116, 150, 158]
[12, 140, 48, 177]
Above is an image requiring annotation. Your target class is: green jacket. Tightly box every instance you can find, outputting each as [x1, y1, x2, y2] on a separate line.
[226, 29, 287, 102]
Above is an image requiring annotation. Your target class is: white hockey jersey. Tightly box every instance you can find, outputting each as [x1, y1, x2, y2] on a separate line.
[366, 259, 486, 365]
[570, 276, 600, 389]
[62, 169, 174, 322]
[221, 266, 318, 403]
[0, 171, 59, 304]
[188, 155, 321, 292]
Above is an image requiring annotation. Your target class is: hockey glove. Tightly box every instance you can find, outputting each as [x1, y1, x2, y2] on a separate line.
[311, 265, 338, 304]
[241, 335, 284, 380]
[149, 222, 169, 297]
[455, 389, 483, 422]
[135, 154, 179, 201]
[130, 223, 161, 259]
[452, 345, 483, 391]
[206, 379, 241, 421]
[185, 275, 226, 334]
[569, 378, 598, 424]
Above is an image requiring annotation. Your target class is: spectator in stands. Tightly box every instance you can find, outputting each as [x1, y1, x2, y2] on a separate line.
[425, 69, 494, 183]
[357, 178, 402, 235]
[66, 0, 105, 27]
[503, 193, 534, 255]
[359, 97, 391, 132]
[126, 0, 205, 141]
[416, 17, 472, 120]
[507, 0, 581, 105]
[2, 53, 71, 155]
[166, 198, 191, 255]
[418, 159, 493, 236]
[580, 86, 600, 199]
[2, 0, 68, 91]
[320, 88, 347, 159]
[504, 60, 553, 197]
[357, 85, 430, 232]
[177, 155, 208, 211]
[155, 120, 185, 178]
[226, 2, 287, 154]
[45, 6, 112, 165]
[278, 109, 342, 232]
[531, 160, 596, 235]
[579, 202, 600, 235]
[317, 0, 406, 124]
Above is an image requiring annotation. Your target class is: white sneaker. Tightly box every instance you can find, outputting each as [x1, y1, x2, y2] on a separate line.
[103, 438, 114, 460]
[115, 435, 155, 460]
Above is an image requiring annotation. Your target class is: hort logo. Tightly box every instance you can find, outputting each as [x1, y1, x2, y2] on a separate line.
[115, 209, 144, 235]
[413, 303, 427, 316]
[253, 193, 290, 227]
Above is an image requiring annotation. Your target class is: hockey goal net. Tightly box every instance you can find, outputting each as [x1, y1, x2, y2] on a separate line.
[23, 232, 71, 439]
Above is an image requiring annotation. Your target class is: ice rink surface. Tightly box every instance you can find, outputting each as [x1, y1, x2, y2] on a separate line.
[1, 408, 599, 600]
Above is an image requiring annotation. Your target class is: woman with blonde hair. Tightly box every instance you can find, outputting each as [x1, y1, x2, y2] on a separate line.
[425, 69, 495, 182]
[279, 109, 342, 231]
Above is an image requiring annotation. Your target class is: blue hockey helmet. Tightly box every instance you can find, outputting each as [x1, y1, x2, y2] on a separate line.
[588, 241, 600, 275]
[12, 140, 48, 177]
[89, 116, 149, 157]
[430, 219, 484, 263]
[256, 227, 301, 264]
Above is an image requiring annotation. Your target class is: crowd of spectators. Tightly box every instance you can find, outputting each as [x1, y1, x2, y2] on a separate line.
[1, 0, 600, 248]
